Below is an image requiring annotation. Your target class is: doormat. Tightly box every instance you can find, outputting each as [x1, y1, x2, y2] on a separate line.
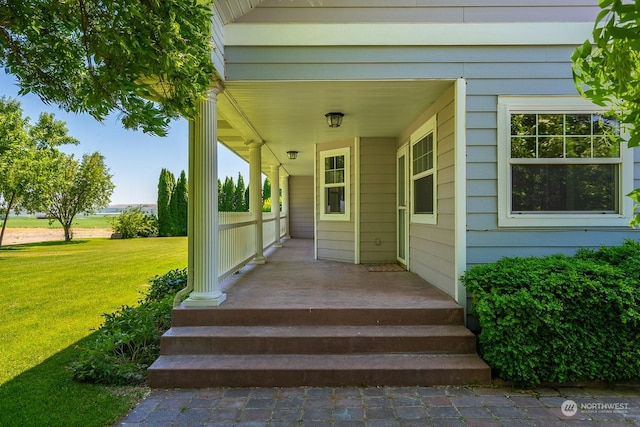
[365, 263, 406, 272]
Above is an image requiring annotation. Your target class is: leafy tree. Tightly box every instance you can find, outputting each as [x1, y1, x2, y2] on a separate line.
[217, 178, 223, 210]
[0, 97, 78, 247]
[43, 152, 114, 241]
[0, 0, 215, 136]
[572, 0, 640, 227]
[170, 170, 188, 235]
[157, 168, 175, 236]
[220, 176, 235, 212]
[234, 173, 248, 212]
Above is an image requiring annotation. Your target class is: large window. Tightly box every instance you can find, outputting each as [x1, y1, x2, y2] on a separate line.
[410, 116, 437, 224]
[320, 147, 350, 221]
[498, 97, 634, 227]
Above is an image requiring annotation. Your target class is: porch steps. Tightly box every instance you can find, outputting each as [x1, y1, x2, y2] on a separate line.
[149, 354, 489, 388]
[160, 325, 477, 354]
[148, 306, 491, 387]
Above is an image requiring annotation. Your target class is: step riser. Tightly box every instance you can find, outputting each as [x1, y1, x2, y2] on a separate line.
[161, 335, 477, 355]
[171, 308, 464, 327]
[148, 368, 490, 388]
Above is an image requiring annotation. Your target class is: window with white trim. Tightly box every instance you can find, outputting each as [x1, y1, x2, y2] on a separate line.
[320, 147, 350, 221]
[498, 97, 633, 227]
[410, 116, 437, 225]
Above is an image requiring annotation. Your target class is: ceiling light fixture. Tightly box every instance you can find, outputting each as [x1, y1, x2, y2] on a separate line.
[286, 151, 298, 160]
[325, 112, 344, 128]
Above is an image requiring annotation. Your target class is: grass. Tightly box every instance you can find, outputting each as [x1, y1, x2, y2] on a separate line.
[3, 215, 113, 229]
[0, 237, 187, 426]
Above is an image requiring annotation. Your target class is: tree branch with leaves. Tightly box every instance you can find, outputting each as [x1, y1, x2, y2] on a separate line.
[572, 0, 640, 227]
[0, 0, 215, 136]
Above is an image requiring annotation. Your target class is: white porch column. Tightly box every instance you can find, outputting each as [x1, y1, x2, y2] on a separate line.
[282, 174, 291, 239]
[184, 85, 226, 307]
[247, 141, 266, 264]
[271, 164, 282, 247]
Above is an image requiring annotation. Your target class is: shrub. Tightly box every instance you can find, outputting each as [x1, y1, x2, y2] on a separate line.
[111, 208, 158, 238]
[70, 296, 173, 385]
[145, 268, 187, 303]
[70, 268, 187, 385]
[462, 241, 640, 387]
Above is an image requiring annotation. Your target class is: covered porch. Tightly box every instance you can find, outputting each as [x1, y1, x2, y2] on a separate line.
[149, 239, 490, 388]
[184, 78, 467, 309]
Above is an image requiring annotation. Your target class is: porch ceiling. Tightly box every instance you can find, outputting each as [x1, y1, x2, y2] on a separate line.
[217, 80, 453, 177]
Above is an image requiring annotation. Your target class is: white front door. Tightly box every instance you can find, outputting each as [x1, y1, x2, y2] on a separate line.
[397, 144, 409, 267]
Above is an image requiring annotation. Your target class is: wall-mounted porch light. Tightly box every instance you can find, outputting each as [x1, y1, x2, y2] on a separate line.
[325, 112, 344, 128]
[286, 151, 299, 160]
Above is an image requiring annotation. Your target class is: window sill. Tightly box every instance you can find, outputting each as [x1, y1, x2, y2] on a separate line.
[498, 214, 631, 228]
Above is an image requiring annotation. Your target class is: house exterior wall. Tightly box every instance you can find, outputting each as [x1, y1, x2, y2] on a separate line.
[235, 0, 599, 23]
[211, 6, 225, 78]
[289, 175, 314, 239]
[399, 85, 458, 298]
[316, 139, 356, 263]
[359, 137, 397, 263]
[223, 1, 639, 306]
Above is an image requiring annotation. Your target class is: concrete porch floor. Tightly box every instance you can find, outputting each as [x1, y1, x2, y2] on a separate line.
[215, 238, 459, 311]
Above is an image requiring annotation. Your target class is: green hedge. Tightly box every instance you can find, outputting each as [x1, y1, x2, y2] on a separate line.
[462, 240, 640, 387]
[70, 269, 187, 385]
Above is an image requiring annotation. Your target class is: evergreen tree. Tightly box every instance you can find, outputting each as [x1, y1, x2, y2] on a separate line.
[217, 178, 223, 211]
[157, 168, 175, 236]
[170, 170, 188, 235]
[244, 187, 251, 212]
[234, 173, 248, 212]
[262, 177, 271, 212]
[220, 176, 235, 212]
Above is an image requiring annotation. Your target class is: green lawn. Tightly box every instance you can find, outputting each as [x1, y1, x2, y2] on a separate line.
[4, 215, 113, 229]
[0, 237, 187, 426]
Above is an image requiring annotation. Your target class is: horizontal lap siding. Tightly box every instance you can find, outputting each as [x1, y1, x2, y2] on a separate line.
[237, 1, 598, 23]
[360, 137, 397, 263]
[405, 86, 457, 298]
[289, 176, 314, 239]
[465, 70, 639, 266]
[211, 9, 225, 78]
[316, 139, 356, 263]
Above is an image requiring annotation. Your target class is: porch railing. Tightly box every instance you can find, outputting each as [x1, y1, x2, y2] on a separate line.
[218, 211, 287, 282]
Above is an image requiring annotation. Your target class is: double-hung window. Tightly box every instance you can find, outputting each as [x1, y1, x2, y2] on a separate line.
[498, 97, 633, 227]
[410, 116, 437, 224]
[320, 147, 350, 221]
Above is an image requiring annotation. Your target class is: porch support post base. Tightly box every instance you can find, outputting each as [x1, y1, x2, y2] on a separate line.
[183, 291, 227, 307]
[251, 255, 266, 265]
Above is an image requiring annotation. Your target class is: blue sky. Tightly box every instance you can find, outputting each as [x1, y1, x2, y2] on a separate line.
[0, 73, 249, 205]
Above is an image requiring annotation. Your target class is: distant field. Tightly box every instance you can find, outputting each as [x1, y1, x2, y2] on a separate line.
[4, 215, 112, 229]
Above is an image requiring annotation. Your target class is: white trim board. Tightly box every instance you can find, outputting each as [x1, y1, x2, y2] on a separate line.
[225, 22, 593, 46]
[454, 78, 467, 307]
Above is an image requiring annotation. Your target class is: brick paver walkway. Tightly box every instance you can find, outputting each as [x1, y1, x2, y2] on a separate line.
[117, 385, 640, 426]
